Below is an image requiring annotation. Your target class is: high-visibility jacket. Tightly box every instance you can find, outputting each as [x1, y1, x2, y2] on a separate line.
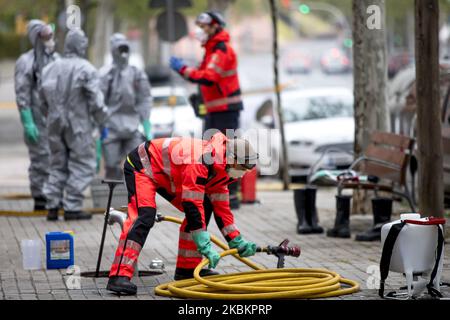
[180, 30, 243, 114]
[134, 132, 241, 240]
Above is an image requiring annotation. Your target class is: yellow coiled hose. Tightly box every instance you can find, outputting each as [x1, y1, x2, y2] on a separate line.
[155, 216, 360, 299]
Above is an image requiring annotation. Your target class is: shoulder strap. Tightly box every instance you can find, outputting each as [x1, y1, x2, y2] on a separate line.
[426, 225, 445, 298]
[213, 41, 227, 53]
[379, 222, 406, 298]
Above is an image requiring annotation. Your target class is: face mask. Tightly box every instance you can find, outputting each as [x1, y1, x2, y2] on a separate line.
[44, 38, 55, 54]
[227, 167, 247, 179]
[194, 26, 208, 44]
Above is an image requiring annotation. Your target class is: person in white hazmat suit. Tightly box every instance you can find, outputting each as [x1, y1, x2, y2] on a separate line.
[99, 33, 152, 180]
[41, 29, 109, 221]
[14, 20, 59, 211]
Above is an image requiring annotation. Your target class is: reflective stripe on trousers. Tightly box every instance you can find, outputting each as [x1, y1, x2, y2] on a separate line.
[221, 224, 238, 237]
[178, 248, 203, 258]
[209, 193, 229, 202]
[162, 138, 176, 192]
[205, 95, 242, 109]
[182, 190, 205, 200]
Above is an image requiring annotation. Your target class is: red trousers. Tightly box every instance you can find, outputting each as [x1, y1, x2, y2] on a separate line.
[109, 154, 215, 278]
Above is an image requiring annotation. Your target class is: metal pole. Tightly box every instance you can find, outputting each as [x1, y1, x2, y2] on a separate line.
[270, 0, 290, 190]
[95, 181, 118, 278]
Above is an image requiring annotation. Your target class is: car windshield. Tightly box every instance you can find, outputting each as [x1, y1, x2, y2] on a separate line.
[283, 93, 354, 123]
[153, 95, 188, 107]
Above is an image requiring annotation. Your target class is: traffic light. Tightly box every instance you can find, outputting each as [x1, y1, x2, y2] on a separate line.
[281, 0, 291, 9]
[298, 4, 311, 14]
[343, 38, 353, 48]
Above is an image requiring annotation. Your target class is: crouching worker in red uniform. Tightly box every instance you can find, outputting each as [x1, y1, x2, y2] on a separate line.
[106, 132, 259, 295]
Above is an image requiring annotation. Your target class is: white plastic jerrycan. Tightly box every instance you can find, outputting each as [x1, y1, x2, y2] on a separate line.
[21, 239, 42, 270]
[380, 214, 446, 298]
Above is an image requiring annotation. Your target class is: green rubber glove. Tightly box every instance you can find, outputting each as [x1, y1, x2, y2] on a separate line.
[19, 109, 39, 144]
[228, 235, 257, 258]
[192, 230, 221, 269]
[96, 138, 102, 174]
[142, 119, 152, 141]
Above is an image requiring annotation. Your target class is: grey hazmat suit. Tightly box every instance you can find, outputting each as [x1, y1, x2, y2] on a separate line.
[99, 33, 152, 179]
[14, 20, 58, 206]
[41, 29, 109, 212]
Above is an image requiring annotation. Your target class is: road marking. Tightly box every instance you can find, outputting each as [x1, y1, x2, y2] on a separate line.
[0, 102, 17, 110]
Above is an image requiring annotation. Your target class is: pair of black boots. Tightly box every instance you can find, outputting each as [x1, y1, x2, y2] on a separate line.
[47, 208, 92, 221]
[326, 195, 393, 241]
[294, 187, 324, 234]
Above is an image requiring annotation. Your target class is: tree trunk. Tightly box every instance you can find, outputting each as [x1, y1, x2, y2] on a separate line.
[269, 0, 290, 190]
[415, 0, 444, 218]
[352, 0, 389, 214]
[91, 0, 114, 67]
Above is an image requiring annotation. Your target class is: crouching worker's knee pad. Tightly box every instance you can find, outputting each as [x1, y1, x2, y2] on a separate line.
[128, 207, 157, 245]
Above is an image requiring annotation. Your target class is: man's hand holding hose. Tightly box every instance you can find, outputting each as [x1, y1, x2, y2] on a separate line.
[192, 230, 221, 268]
[228, 235, 257, 258]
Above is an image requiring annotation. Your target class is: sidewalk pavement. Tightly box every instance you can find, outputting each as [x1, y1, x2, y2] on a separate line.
[0, 184, 449, 300]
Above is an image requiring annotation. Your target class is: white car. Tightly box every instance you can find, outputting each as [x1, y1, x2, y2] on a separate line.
[142, 86, 203, 139]
[271, 88, 355, 177]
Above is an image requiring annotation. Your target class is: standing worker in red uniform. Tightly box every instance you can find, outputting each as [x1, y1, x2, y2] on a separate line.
[106, 132, 258, 295]
[170, 12, 243, 209]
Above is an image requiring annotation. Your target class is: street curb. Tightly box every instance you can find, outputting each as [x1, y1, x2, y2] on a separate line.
[0, 208, 107, 217]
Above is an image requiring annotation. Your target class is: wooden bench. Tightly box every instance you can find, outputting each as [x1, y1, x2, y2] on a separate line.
[337, 131, 416, 212]
[442, 127, 450, 204]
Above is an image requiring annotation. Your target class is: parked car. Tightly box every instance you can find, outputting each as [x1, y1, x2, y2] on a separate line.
[140, 86, 203, 139]
[258, 88, 355, 177]
[283, 50, 313, 74]
[320, 48, 351, 74]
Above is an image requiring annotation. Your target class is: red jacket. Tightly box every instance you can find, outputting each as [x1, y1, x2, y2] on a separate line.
[181, 30, 243, 114]
[138, 132, 241, 240]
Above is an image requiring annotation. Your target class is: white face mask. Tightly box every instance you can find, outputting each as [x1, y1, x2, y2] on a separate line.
[44, 39, 55, 54]
[227, 168, 247, 179]
[194, 26, 208, 44]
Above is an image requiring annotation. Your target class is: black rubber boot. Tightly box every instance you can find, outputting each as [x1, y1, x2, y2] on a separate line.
[327, 195, 352, 238]
[47, 208, 59, 221]
[174, 268, 220, 281]
[107, 276, 137, 295]
[294, 188, 311, 234]
[305, 187, 324, 234]
[355, 197, 393, 242]
[294, 187, 324, 234]
[64, 210, 92, 221]
[34, 196, 47, 211]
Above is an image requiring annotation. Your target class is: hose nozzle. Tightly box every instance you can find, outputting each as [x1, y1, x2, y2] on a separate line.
[259, 239, 301, 269]
[266, 239, 301, 258]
